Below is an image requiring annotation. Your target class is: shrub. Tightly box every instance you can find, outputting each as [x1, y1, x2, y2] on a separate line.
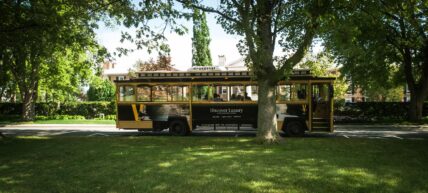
[0, 101, 116, 119]
[334, 102, 427, 122]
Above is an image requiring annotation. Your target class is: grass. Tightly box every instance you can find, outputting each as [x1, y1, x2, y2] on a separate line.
[0, 136, 427, 193]
[0, 119, 115, 125]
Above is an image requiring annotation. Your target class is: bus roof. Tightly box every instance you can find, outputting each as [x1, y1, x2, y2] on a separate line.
[115, 69, 335, 83]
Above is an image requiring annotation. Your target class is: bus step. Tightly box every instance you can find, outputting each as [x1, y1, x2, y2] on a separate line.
[311, 127, 331, 132]
[312, 121, 329, 126]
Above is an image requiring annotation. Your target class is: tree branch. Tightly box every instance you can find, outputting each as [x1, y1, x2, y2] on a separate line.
[275, 26, 315, 80]
[176, 0, 241, 24]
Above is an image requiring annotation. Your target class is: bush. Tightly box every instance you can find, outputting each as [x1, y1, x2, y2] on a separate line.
[35, 115, 86, 120]
[0, 101, 116, 119]
[334, 102, 428, 123]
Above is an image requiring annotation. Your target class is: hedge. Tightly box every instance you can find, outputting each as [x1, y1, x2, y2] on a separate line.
[2, 101, 427, 121]
[0, 102, 116, 119]
[334, 102, 428, 122]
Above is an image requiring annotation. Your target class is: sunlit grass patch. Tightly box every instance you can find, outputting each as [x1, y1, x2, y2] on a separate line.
[0, 137, 427, 193]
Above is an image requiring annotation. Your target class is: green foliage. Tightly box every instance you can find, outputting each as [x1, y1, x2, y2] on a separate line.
[0, 102, 116, 119]
[0, 0, 130, 120]
[364, 86, 405, 102]
[192, 8, 212, 67]
[38, 49, 103, 102]
[87, 77, 116, 101]
[322, 0, 428, 120]
[35, 115, 86, 120]
[335, 102, 428, 122]
[299, 52, 348, 100]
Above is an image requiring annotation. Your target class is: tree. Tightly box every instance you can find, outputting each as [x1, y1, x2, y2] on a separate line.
[192, 8, 212, 67]
[172, 0, 330, 143]
[135, 55, 175, 71]
[298, 52, 348, 101]
[0, 0, 131, 120]
[38, 48, 104, 102]
[87, 77, 116, 101]
[322, 0, 428, 121]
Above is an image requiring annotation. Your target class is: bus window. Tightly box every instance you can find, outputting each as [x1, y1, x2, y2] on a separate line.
[230, 85, 245, 101]
[137, 85, 151, 101]
[212, 85, 229, 101]
[277, 85, 291, 101]
[245, 85, 258, 101]
[168, 86, 189, 101]
[119, 86, 135, 102]
[152, 85, 168, 101]
[312, 84, 329, 102]
[277, 84, 307, 101]
[192, 85, 211, 101]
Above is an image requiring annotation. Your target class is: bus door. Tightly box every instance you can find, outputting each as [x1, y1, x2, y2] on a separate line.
[311, 83, 333, 131]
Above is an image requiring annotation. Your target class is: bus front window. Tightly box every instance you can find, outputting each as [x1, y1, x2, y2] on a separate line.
[119, 86, 135, 102]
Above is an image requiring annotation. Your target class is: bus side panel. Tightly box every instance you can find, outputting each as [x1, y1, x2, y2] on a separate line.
[192, 104, 258, 125]
[117, 104, 153, 129]
[117, 104, 135, 121]
[146, 104, 190, 122]
[117, 104, 190, 130]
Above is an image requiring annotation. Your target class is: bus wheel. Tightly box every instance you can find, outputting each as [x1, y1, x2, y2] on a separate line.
[284, 121, 305, 137]
[169, 120, 188, 136]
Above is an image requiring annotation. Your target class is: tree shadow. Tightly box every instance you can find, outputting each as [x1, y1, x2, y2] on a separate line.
[0, 137, 427, 192]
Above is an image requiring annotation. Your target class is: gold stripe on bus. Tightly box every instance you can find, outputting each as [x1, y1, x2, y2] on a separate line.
[131, 104, 139, 121]
[139, 104, 144, 112]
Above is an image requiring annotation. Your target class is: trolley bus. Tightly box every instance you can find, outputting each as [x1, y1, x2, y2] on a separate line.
[114, 67, 335, 136]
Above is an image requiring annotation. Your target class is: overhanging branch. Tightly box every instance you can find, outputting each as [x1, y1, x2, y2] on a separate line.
[176, 0, 241, 24]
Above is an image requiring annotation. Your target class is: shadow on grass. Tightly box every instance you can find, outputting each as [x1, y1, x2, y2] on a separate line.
[0, 137, 427, 193]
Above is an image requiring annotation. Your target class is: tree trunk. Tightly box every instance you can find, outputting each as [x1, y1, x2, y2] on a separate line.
[408, 90, 425, 122]
[21, 90, 37, 121]
[256, 78, 281, 143]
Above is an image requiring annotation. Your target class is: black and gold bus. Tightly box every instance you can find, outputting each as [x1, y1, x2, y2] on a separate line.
[115, 67, 335, 136]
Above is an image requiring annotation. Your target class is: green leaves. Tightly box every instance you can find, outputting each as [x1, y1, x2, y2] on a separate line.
[87, 77, 116, 101]
[192, 8, 212, 67]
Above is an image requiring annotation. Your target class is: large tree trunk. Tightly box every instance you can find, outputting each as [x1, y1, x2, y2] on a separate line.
[408, 89, 426, 122]
[404, 41, 428, 122]
[21, 89, 37, 121]
[256, 78, 280, 143]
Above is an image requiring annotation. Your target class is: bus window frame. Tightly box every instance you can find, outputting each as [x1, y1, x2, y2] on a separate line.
[136, 85, 152, 102]
[191, 83, 213, 102]
[151, 85, 168, 102]
[191, 82, 258, 103]
[168, 85, 190, 102]
[276, 82, 309, 104]
[118, 85, 136, 102]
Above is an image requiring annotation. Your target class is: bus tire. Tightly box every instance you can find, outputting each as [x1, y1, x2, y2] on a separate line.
[169, 120, 189, 136]
[284, 121, 305, 137]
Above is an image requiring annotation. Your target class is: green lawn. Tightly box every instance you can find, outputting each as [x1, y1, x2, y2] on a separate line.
[0, 137, 427, 193]
[0, 119, 115, 125]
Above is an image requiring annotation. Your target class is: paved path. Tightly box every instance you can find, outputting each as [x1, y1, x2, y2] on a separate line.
[1, 124, 428, 139]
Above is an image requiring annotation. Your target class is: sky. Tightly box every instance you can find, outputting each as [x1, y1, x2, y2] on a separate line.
[95, 5, 323, 73]
[95, 12, 243, 72]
